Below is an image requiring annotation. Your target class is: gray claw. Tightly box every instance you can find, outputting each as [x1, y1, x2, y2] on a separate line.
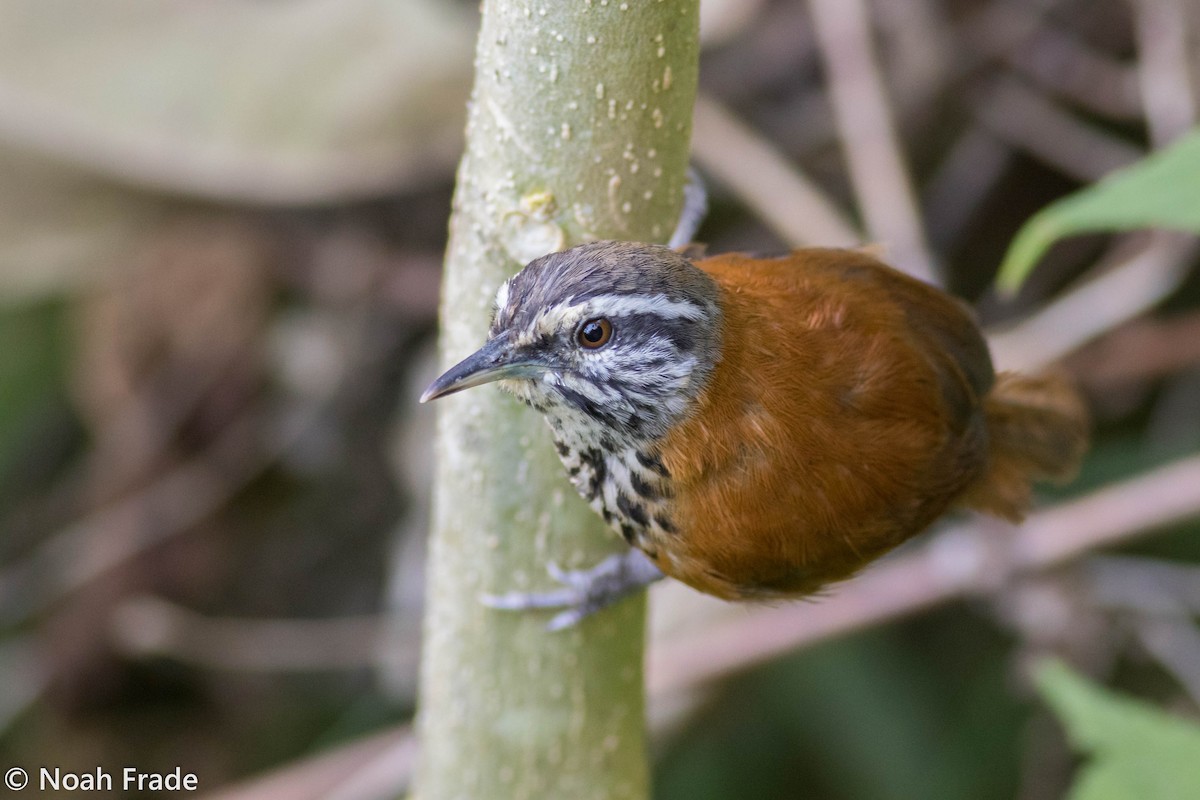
[478, 549, 666, 630]
[480, 585, 579, 611]
[546, 608, 589, 632]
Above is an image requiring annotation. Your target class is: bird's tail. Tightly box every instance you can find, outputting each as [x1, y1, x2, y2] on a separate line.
[961, 371, 1089, 521]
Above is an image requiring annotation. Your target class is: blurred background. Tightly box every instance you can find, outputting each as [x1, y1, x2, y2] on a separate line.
[2, 0, 1199, 798]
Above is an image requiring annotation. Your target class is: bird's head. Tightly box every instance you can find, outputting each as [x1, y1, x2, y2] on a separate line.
[421, 241, 723, 445]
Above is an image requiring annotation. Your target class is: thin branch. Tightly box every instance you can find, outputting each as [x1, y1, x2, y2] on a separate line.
[1084, 555, 1200, 617]
[200, 726, 415, 800]
[1135, 0, 1198, 147]
[956, 0, 1058, 69]
[1064, 311, 1200, 391]
[1132, 618, 1200, 706]
[987, 233, 1200, 372]
[808, 0, 938, 283]
[1006, 24, 1142, 122]
[1087, 555, 1200, 707]
[1008, 456, 1200, 569]
[973, 78, 1143, 182]
[868, 0, 956, 122]
[690, 93, 861, 248]
[323, 735, 420, 800]
[923, 127, 1014, 253]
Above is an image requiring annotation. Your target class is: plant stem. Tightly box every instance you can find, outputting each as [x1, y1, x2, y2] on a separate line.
[414, 2, 699, 798]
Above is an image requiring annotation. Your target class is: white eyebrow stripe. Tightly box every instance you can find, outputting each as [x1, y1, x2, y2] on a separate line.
[494, 279, 511, 312]
[549, 293, 707, 322]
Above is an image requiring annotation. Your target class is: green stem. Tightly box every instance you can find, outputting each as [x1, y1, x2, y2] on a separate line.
[414, 2, 699, 798]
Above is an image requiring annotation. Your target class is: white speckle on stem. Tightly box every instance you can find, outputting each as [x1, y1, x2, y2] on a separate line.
[607, 174, 628, 224]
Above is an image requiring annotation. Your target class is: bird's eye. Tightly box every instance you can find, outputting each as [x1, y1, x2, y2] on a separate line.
[577, 318, 613, 349]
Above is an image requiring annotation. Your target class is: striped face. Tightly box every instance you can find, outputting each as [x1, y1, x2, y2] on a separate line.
[489, 241, 723, 448]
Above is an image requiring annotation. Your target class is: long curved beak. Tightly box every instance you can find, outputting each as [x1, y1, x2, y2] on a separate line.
[419, 333, 546, 403]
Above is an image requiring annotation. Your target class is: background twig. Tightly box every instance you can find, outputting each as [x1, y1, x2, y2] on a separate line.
[809, 0, 937, 282]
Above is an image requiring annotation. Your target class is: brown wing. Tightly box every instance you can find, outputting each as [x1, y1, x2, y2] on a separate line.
[650, 249, 993, 599]
[824, 252, 995, 433]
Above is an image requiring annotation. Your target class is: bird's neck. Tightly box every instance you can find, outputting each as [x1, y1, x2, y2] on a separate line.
[544, 414, 676, 551]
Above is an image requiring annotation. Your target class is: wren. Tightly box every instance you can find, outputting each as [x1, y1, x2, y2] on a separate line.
[422, 242, 1088, 628]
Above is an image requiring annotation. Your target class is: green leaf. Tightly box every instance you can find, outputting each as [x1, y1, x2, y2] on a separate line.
[1035, 660, 1200, 800]
[997, 128, 1200, 293]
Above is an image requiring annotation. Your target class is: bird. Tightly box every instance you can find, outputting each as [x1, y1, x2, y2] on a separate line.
[421, 241, 1089, 628]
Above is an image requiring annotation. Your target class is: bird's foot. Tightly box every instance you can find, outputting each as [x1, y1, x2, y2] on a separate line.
[668, 166, 708, 249]
[482, 549, 664, 631]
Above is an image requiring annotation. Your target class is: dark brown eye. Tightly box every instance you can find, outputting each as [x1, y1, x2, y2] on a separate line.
[577, 318, 613, 349]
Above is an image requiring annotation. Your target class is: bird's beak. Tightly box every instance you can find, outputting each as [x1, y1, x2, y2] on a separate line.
[419, 333, 546, 403]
